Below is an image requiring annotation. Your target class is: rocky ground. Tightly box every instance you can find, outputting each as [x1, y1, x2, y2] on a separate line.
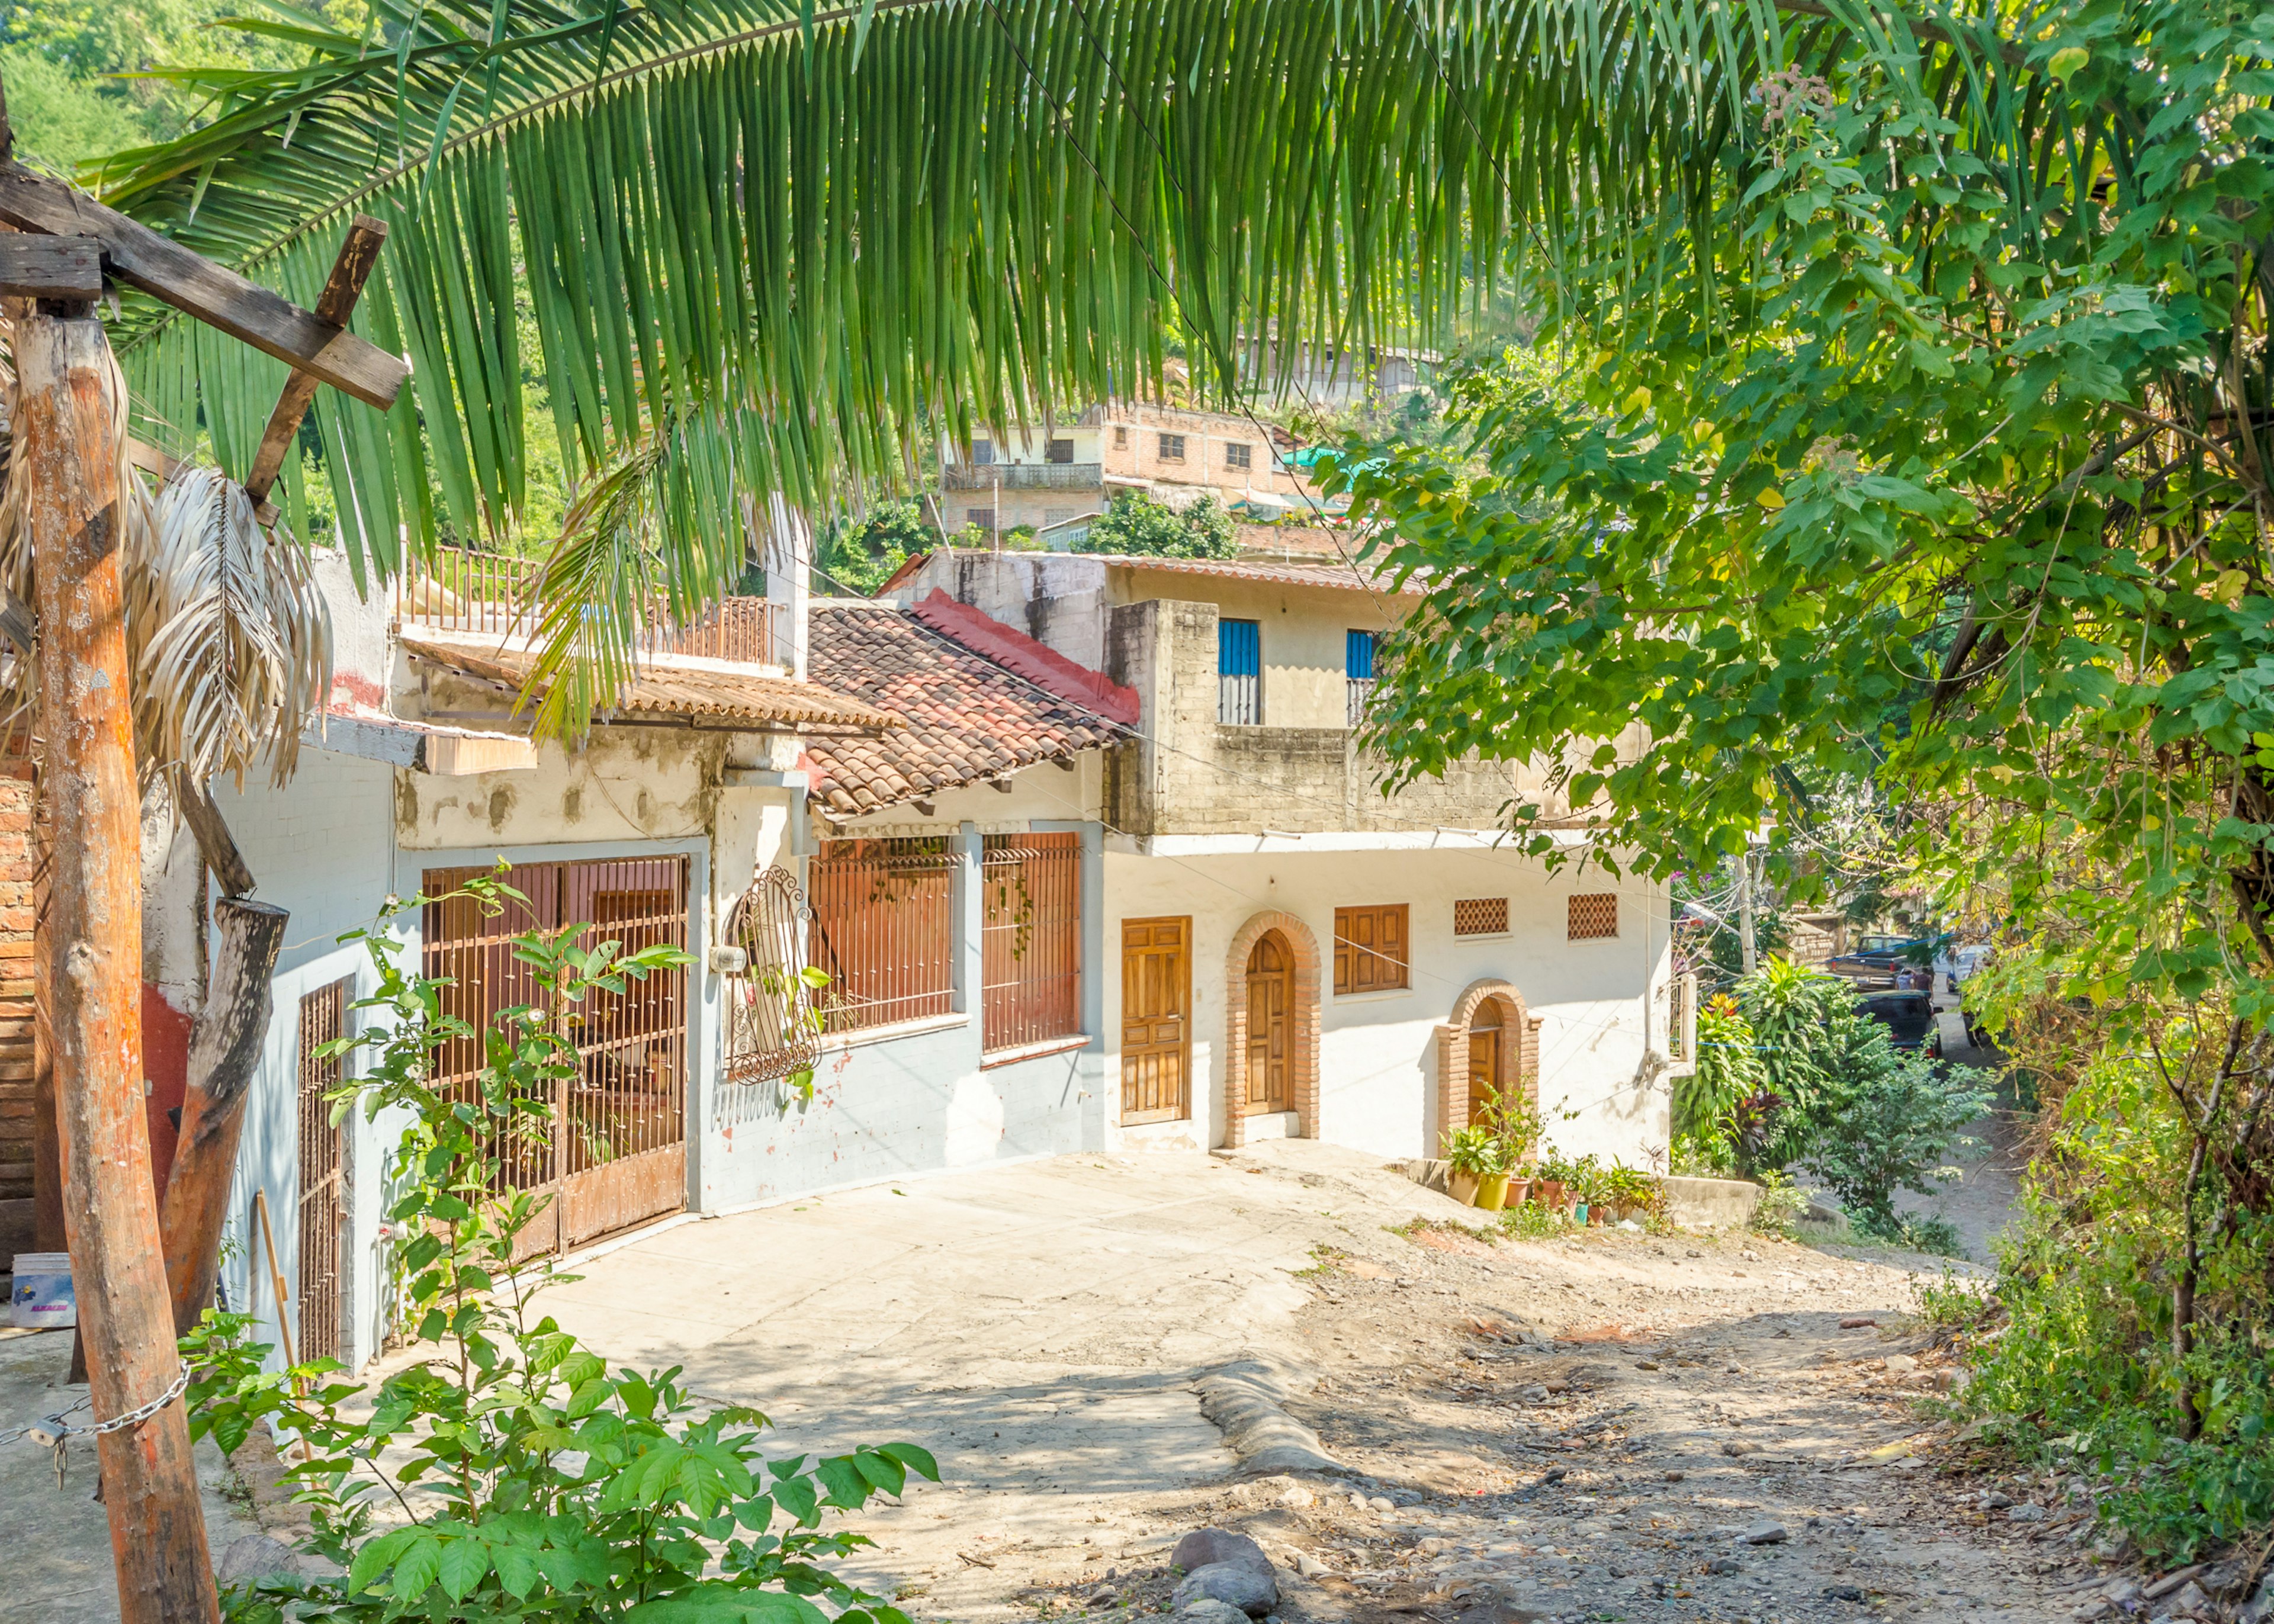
[12, 1131, 2262, 1624]
[847, 1206, 2141, 1624]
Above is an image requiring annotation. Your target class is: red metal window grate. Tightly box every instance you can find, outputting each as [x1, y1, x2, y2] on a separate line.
[807, 838, 959, 1034]
[1568, 892, 1619, 940]
[981, 833, 1082, 1051]
[294, 977, 351, 1366]
[1334, 903, 1409, 994]
[1453, 897, 1508, 937]
[421, 857, 691, 1258]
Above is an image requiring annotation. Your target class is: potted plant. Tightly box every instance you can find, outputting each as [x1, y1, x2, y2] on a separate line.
[1567, 1153, 1608, 1223]
[1445, 1126, 1510, 1208]
[1604, 1162, 1666, 1224]
[1531, 1149, 1573, 1214]
[1482, 1092, 1546, 1208]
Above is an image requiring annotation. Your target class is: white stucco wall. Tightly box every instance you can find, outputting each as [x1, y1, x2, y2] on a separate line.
[1101, 843, 1671, 1169]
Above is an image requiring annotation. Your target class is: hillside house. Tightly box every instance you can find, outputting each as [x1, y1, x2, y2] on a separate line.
[79, 530, 1681, 1377]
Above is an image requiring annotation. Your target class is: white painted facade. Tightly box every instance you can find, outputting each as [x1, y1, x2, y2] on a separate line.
[154, 539, 1670, 1378]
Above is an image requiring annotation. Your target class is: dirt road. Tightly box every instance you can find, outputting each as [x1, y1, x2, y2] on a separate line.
[546, 1143, 2098, 1624]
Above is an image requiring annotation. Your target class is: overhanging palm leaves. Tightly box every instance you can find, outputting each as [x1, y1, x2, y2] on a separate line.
[90, 0, 2055, 730]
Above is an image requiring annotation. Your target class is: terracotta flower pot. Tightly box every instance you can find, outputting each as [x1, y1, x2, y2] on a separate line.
[1534, 1179, 1568, 1211]
[1475, 1173, 1511, 1212]
[1504, 1179, 1532, 1210]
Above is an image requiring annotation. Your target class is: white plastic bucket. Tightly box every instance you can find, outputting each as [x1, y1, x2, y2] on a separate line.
[9, 1252, 75, 1330]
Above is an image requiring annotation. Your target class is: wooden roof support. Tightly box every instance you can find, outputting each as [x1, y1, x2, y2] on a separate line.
[0, 163, 409, 410]
[243, 216, 386, 517]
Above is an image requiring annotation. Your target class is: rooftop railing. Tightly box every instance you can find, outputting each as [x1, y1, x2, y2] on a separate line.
[397, 548, 783, 667]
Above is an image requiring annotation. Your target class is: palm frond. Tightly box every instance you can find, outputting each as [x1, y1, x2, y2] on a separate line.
[95, 0, 1703, 729]
[95, 0, 2063, 733]
[134, 468, 333, 787]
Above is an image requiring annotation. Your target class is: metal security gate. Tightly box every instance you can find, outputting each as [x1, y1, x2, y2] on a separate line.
[295, 978, 349, 1365]
[423, 856, 691, 1260]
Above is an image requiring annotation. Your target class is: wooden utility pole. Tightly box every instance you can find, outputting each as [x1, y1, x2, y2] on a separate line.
[15, 290, 220, 1622]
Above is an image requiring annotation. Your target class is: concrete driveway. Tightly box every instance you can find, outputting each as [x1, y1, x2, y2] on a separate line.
[542, 1141, 1468, 1613]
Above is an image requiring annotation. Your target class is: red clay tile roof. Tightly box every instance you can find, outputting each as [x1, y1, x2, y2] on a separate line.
[403, 634, 900, 731]
[906, 590, 1139, 726]
[804, 603, 1125, 817]
[876, 546, 1415, 598]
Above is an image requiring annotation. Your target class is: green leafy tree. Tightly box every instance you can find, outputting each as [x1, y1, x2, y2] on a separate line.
[1807, 1050, 1989, 1244]
[814, 501, 934, 597]
[1321, 0, 2274, 1461]
[1674, 996, 1762, 1175]
[185, 869, 936, 1622]
[1077, 491, 1237, 559]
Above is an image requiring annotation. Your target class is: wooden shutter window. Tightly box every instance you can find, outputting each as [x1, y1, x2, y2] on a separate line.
[1568, 893, 1619, 940]
[1334, 903, 1409, 993]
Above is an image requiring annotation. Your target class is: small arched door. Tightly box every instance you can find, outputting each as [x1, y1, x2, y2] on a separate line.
[1245, 931, 1293, 1114]
[1467, 1001, 1504, 1125]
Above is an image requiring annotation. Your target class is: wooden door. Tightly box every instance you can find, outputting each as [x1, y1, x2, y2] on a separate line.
[1467, 1004, 1503, 1126]
[1245, 932, 1292, 1114]
[1120, 916, 1190, 1123]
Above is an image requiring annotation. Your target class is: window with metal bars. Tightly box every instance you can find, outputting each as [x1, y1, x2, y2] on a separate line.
[1334, 903, 1409, 993]
[1346, 629, 1376, 726]
[981, 833, 1082, 1051]
[1453, 897, 1508, 937]
[294, 978, 349, 1366]
[807, 837, 959, 1033]
[1568, 892, 1619, 940]
[1219, 618, 1261, 725]
[1047, 438, 1075, 464]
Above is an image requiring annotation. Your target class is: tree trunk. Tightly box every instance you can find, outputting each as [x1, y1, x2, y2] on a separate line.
[31, 752, 60, 1252]
[16, 303, 219, 1624]
[160, 896, 287, 1333]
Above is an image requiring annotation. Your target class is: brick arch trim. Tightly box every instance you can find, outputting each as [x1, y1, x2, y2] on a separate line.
[1434, 978, 1542, 1156]
[1222, 910, 1322, 1149]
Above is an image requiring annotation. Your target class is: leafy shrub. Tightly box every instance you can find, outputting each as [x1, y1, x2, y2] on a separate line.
[1075, 490, 1237, 558]
[1444, 1125, 1509, 1177]
[1748, 1169, 1809, 1238]
[1807, 1048, 1990, 1242]
[1673, 996, 1760, 1174]
[186, 870, 937, 1622]
[1733, 956, 1890, 1170]
[1952, 1040, 2274, 1561]
[814, 499, 934, 596]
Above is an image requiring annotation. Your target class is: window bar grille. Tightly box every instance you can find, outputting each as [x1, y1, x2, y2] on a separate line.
[420, 857, 690, 1257]
[981, 834, 1082, 1051]
[294, 978, 350, 1368]
[805, 838, 959, 1034]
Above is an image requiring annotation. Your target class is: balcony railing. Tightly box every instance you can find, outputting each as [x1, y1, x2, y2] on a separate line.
[398, 548, 783, 666]
[942, 462, 1104, 491]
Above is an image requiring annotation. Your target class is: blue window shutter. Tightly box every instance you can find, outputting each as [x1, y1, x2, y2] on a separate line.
[1218, 619, 1261, 725]
[1346, 629, 1375, 680]
[1219, 619, 1260, 676]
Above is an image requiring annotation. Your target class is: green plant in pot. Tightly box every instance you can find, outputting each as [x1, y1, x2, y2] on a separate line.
[1531, 1149, 1576, 1214]
[1444, 1125, 1511, 1209]
[1482, 1091, 1545, 1204]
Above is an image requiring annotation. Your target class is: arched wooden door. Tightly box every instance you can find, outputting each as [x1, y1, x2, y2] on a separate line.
[1467, 1001, 1504, 1125]
[1245, 931, 1294, 1114]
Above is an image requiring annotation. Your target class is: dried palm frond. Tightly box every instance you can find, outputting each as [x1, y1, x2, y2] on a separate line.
[133, 467, 330, 787]
[0, 329, 328, 784]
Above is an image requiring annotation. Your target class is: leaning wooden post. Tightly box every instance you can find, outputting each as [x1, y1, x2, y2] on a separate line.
[14, 279, 221, 1623]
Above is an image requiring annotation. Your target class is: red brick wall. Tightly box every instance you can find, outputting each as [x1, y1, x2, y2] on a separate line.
[0, 763, 36, 1237]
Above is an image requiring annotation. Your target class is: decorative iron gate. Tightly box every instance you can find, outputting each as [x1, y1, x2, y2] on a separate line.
[294, 978, 349, 1365]
[721, 866, 818, 1089]
[422, 857, 691, 1260]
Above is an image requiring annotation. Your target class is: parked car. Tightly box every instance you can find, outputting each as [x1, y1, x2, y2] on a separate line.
[1860, 989, 1941, 1053]
[1827, 933, 1936, 987]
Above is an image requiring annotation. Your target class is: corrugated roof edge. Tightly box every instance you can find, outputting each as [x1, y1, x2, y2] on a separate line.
[872, 546, 1412, 598]
[907, 590, 1141, 729]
